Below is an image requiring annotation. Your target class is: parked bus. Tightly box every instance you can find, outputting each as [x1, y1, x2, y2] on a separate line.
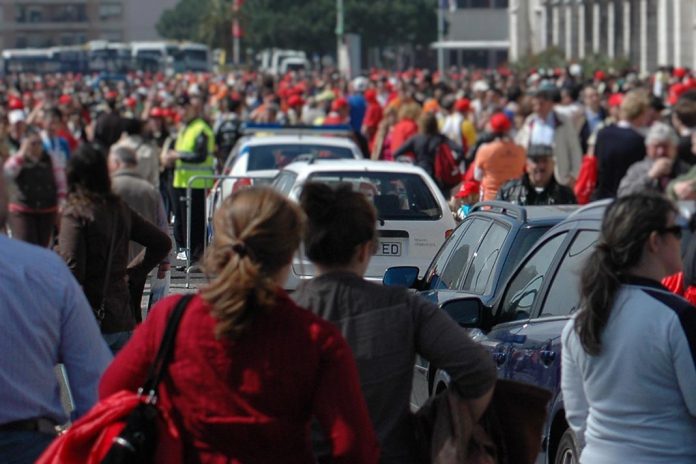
[2, 49, 58, 74]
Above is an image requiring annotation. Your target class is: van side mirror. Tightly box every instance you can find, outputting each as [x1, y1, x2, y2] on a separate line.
[383, 266, 420, 288]
[441, 298, 485, 328]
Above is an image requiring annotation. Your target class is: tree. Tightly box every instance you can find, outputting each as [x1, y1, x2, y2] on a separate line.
[156, 0, 211, 41]
[158, 0, 437, 57]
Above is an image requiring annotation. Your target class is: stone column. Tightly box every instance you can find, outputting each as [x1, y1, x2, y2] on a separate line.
[607, 0, 615, 58]
[565, 2, 573, 59]
[592, 1, 600, 54]
[623, 0, 631, 59]
[640, 0, 648, 74]
[674, 0, 682, 67]
[657, 0, 668, 66]
[578, 2, 586, 59]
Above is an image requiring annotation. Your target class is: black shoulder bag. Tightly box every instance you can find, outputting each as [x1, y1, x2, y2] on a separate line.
[95, 222, 117, 325]
[101, 293, 194, 464]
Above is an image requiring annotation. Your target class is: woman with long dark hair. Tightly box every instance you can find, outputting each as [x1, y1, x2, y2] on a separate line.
[293, 182, 496, 463]
[561, 193, 696, 463]
[57, 144, 171, 353]
[99, 187, 380, 463]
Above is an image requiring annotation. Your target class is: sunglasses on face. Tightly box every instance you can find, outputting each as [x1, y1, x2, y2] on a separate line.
[656, 225, 682, 239]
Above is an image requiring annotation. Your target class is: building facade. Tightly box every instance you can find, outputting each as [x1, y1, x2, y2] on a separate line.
[433, 0, 511, 69]
[510, 0, 696, 73]
[0, 0, 177, 49]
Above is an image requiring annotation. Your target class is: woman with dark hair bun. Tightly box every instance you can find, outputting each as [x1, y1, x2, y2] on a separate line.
[293, 182, 496, 464]
[562, 193, 696, 463]
[57, 143, 171, 353]
[99, 187, 380, 463]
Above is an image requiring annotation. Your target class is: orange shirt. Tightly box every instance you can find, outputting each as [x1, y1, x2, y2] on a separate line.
[474, 139, 526, 201]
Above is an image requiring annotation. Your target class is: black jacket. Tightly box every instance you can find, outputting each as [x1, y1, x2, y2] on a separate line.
[497, 174, 577, 205]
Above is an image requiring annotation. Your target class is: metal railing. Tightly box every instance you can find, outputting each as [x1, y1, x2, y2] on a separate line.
[184, 174, 247, 288]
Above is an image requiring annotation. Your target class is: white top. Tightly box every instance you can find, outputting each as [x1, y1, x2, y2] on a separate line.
[562, 277, 696, 463]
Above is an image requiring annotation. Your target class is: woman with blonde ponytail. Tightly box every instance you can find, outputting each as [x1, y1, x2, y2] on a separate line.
[562, 193, 696, 463]
[99, 187, 380, 464]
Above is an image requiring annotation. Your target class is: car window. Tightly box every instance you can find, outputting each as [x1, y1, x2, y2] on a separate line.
[497, 233, 567, 323]
[425, 219, 490, 290]
[307, 171, 442, 220]
[460, 221, 510, 294]
[538, 230, 599, 318]
[423, 221, 471, 290]
[271, 171, 297, 196]
[247, 144, 355, 171]
[499, 226, 551, 284]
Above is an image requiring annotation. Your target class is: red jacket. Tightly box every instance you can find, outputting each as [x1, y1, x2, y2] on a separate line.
[99, 292, 380, 464]
[390, 119, 418, 155]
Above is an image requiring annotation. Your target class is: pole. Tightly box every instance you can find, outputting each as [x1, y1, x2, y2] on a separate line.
[437, 3, 445, 77]
[336, 0, 344, 67]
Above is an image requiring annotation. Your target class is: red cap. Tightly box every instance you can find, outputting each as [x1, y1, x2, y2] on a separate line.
[674, 67, 688, 79]
[124, 97, 137, 108]
[8, 98, 24, 111]
[454, 98, 471, 113]
[331, 97, 349, 112]
[364, 89, 378, 103]
[58, 95, 72, 106]
[455, 180, 480, 199]
[489, 112, 512, 134]
[105, 90, 118, 100]
[149, 107, 164, 118]
[287, 95, 304, 108]
[608, 93, 624, 108]
[594, 70, 606, 81]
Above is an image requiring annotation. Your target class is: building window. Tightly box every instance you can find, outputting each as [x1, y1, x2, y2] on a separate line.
[100, 30, 123, 42]
[455, 0, 508, 8]
[54, 5, 87, 22]
[99, 3, 123, 21]
[16, 6, 45, 23]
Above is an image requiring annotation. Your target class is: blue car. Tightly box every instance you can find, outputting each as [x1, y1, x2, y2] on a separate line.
[386, 201, 612, 464]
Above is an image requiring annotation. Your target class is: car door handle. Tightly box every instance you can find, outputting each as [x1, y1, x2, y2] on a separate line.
[492, 352, 507, 366]
[540, 350, 556, 366]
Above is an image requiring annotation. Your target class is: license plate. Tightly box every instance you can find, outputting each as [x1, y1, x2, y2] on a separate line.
[377, 241, 402, 256]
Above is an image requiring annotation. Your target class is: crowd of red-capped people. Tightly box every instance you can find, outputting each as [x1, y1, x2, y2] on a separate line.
[4, 64, 696, 300]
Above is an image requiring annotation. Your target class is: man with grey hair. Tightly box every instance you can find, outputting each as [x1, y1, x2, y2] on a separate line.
[618, 122, 687, 196]
[0, 169, 111, 463]
[108, 145, 170, 318]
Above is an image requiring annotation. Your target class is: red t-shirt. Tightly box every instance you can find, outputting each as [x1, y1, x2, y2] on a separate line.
[99, 292, 380, 464]
[390, 119, 418, 154]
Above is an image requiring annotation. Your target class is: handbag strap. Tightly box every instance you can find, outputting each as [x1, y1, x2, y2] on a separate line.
[140, 294, 194, 399]
[96, 213, 118, 319]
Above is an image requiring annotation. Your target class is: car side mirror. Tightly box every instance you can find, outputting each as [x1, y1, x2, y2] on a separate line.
[383, 266, 420, 288]
[441, 297, 485, 328]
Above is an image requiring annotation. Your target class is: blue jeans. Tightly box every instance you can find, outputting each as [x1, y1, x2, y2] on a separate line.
[0, 430, 55, 464]
[102, 331, 133, 354]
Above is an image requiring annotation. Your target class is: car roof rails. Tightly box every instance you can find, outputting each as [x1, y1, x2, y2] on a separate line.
[241, 123, 353, 138]
[566, 198, 613, 220]
[469, 200, 527, 222]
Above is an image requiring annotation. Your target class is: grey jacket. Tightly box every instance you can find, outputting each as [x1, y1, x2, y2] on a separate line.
[293, 272, 496, 464]
[617, 157, 690, 197]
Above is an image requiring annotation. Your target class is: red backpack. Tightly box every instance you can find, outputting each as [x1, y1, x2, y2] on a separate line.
[433, 142, 462, 190]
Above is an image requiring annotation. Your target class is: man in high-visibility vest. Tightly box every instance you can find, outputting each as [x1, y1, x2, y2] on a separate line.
[162, 94, 215, 265]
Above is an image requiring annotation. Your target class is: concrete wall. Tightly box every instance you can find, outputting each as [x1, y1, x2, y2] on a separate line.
[446, 8, 509, 42]
[122, 0, 179, 42]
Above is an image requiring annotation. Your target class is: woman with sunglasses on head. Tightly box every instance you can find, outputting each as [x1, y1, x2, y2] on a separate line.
[3, 126, 66, 246]
[562, 193, 696, 463]
[99, 187, 380, 464]
[293, 182, 496, 464]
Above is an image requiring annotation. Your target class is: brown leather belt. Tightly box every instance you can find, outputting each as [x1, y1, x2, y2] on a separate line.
[0, 418, 58, 436]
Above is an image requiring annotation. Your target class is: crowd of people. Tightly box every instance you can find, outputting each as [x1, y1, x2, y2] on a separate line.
[0, 62, 695, 463]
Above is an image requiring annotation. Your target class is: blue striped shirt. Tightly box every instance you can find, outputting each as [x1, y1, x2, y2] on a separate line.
[0, 235, 112, 424]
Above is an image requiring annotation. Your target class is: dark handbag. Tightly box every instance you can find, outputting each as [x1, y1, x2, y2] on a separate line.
[414, 380, 552, 464]
[100, 294, 193, 464]
[95, 217, 117, 325]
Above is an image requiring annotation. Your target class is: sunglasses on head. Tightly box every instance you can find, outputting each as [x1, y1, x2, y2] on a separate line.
[656, 225, 682, 239]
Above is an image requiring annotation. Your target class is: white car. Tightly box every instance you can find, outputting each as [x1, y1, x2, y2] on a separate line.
[271, 159, 457, 290]
[210, 127, 364, 212]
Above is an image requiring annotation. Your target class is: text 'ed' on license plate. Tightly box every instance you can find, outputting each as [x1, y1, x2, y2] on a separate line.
[377, 240, 402, 256]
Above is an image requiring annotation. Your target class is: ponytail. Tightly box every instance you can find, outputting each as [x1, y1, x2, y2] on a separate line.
[201, 187, 303, 340]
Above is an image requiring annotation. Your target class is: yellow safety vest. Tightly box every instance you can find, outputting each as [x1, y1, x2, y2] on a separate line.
[173, 118, 216, 189]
